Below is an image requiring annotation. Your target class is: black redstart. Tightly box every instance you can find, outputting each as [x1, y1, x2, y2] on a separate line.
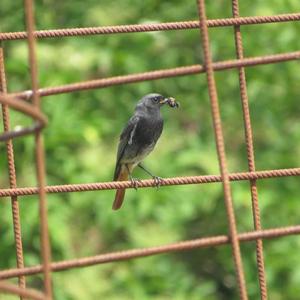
[112, 93, 179, 210]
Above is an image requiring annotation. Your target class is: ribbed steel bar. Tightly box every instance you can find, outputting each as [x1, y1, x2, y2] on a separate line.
[0, 281, 45, 300]
[231, 1, 267, 299]
[1, 13, 300, 41]
[0, 93, 48, 142]
[0, 167, 299, 198]
[0, 225, 299, 280]
[0, 46, 26, 298]
[197, 0, 248, 298]
[11, 51, 300, 101]
[24, 0, 52, 298]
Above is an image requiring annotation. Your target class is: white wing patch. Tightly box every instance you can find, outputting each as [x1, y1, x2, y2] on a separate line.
[128, 121, 138, 145]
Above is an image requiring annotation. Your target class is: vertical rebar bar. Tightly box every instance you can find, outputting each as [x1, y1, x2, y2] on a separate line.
[0, 45, 26, 300]
[196, 0, 248, 299]
[231, 1, 268, 299]
[23, 0, 53, 298]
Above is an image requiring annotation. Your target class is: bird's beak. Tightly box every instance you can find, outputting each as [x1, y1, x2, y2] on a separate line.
[159, 98, 169, 104]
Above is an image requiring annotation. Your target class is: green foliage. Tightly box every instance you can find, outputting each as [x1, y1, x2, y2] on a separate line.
[1, 1, 300, 299]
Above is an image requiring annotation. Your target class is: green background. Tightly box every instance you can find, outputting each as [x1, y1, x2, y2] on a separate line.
[1, 0, 300, 299]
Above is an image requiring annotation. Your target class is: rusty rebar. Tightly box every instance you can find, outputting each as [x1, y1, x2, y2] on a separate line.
[0, 93, 48, 142]
[9, 50, 300, 102]
[197, 0, 248, 298]
[0, 46, 26, 298]
[0, 167, 299, 198]
[231, 0, 268, 299]
[24, 0, 52, 298]
[0, 281, 45, 300]
[1, 13, 300, 41]
[0, 225, 299, 280]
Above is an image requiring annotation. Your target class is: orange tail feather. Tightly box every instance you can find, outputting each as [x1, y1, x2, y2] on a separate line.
[112, 169, 129, 210]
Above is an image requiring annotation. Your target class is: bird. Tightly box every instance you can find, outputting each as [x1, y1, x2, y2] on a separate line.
[112, 93, 178, 210]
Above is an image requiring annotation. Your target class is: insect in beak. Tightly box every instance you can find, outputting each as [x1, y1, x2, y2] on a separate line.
[161, 97, 180, 108]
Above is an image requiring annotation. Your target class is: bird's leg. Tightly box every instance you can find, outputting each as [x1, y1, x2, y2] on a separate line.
[138, 163, 163, 188]
[125, 164, 141, 190]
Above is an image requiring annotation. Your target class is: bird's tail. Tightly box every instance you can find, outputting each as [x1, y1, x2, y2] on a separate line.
[112, 168, 129, 210]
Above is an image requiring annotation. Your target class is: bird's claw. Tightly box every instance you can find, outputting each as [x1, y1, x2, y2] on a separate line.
[153, 176, 163, 189]
[130, 178, 141, 190]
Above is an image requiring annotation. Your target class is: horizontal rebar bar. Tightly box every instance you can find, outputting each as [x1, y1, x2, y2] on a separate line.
[0, 281, 45, 300]
[0, 167, 299, 198]
[11, 51, 300, 100]
[1, 13, 300, 41]
[0, 225, 299, 280]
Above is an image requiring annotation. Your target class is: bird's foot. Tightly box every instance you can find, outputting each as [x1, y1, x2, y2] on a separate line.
[130, 177, 141, 190]
[152, 176, 163, 189]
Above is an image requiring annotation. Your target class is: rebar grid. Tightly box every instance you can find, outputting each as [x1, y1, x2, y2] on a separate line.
[0, 0, 299, 299]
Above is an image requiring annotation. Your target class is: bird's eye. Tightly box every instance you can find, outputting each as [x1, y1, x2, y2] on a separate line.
[153, 97, 159, 103]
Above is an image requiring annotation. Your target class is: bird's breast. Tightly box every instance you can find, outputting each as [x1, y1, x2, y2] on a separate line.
[134, 116, 163, 146]
[120, 116, 163, 164]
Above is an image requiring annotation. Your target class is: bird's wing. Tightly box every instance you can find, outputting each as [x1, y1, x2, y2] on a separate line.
[113, 115, 139, 180]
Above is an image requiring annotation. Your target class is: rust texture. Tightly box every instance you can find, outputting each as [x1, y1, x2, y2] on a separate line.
[0, 281, 45, 300]
[0, 167, 299, 198]
[0, 46, 26, 295]
[197, 0, 247, 298]
[0, 225, 299, 280]
[0, 1, 299, 299]
[1, 13, 300, 41]
[231, 1, 267, 299]
[9, 51, 300, 102]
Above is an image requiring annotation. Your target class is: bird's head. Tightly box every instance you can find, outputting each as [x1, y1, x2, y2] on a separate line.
[137, 93, 179, 111]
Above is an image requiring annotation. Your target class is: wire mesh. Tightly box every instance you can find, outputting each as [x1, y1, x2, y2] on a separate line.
[0, 0, 299, 299]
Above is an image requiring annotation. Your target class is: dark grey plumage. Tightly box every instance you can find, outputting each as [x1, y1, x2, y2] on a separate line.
[114, 94, 164, 179]
[112, 93, 166, 210]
